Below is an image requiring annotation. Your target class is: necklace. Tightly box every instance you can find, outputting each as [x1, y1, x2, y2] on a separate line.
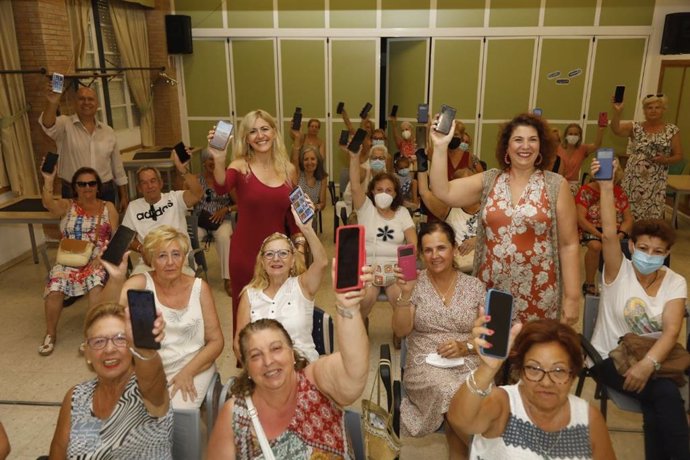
[523, 396, 567, 460]
[639, 270, 659, 290]
[428, 272, 457, 304]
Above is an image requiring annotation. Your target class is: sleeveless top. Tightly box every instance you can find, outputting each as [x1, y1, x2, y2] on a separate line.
[144, 272, 205, 379]
[247, 277, 318, 362]
[232, 371, 351, 459]
[471, 384, 592, 460]
[67, 374, 173, 459]
[298, 172, 322, 206]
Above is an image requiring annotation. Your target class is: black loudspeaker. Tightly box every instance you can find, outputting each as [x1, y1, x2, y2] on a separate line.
[165, 15, 193, 55]
[661, 13, 690, 55]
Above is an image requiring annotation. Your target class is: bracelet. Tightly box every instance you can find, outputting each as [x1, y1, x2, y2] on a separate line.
[129, 346, 156, 361]
[466, 369, 493, 397]
[396, 292, 412, 304]
[335, 304, 354, 319]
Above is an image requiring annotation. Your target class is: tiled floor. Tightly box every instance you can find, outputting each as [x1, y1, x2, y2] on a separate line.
[0, 203, 688, 459]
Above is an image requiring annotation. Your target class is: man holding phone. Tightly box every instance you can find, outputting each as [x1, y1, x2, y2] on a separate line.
[39, 84, 129, 213]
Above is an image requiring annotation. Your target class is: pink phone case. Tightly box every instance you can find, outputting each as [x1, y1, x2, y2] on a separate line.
[397, 244, 417, 281]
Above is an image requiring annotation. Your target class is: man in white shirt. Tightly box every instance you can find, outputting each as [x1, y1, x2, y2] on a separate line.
[39, 85, 129, 212]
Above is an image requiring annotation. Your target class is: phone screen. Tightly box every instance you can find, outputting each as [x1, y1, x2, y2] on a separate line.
[101, 226, 136, 265]
[417, 103, 429, 123]
[291, 108, 302, 131]
[336, 102, 344, 114]
[533, 108, 543, 117]
[289, 186, 314, 224]
[614, 85, 626, 104]
[338, 130, 349, 146]
[335, 226, 362, 291]
[127, 289, 160, 350]
[210, 120, 233, 150]
[173, 141, 190, 164]
[42, 152, 59, 174]
[51, 73, 64, 94]
[481, 289, 513, 359]
[594, 148, 614, 180]
[435, 104, 456, 135]
[347, 128, 368, 153]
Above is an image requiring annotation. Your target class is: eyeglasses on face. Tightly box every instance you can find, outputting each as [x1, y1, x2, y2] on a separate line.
[86, 333, 128, 350]
[522, 364, 572, 384]
[76, 180, 98, 188]
[262, 249, 292, 260]
[645, 93, 664, 99]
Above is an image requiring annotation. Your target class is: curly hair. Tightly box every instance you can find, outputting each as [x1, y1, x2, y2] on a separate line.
[631, 219, 676, 249]
[495, 113, 556, 170]
[242, 232, 307, 296]
[230, 319, 309, 397]
[508, 319, 583, 377]
[142, 225, 190, 267]
[366, 172, 403, 211]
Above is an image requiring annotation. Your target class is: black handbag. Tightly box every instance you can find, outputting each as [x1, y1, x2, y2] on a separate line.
[197, 210, 221, 231]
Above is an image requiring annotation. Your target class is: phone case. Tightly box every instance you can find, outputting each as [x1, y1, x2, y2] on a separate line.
[338, 130, 349, 146]
[289, 187, 314, 224]
[174, 141, 190, 164]
[127, 290, 160, 350]
[417, 103, 429, 124]
[435, 104, 456, 135]
[359, 102, 372, 119]
[598, 112, 608, 127]
[397, 244, 417, 281]
[42, 152, 59, 174]
[101, 226, 136, 265]
[347, 128, 367, 153]
[210, 121, 233, 150]
[594, 148, 614, 180]
[480, 289, 513, 359]
[334, 225, 366, 293]
[336, 102, 344, 114]
[51, 73, 64, 94]
[391, 105, 399, 117]
[291, 111, 303, 131]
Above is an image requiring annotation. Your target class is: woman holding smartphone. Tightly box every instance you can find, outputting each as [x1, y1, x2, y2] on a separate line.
[208, 110, 304, 341]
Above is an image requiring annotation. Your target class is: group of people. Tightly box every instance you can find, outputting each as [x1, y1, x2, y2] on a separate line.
[29, 77, 686, 460]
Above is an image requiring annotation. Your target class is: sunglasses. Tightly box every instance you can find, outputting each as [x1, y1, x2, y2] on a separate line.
[76, 181, 98, 188]
[645, 93, 664, 99]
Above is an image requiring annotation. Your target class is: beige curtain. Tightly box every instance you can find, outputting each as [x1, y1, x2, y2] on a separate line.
[109, 0, 155, 145]
[0, 0, 38, 195]
[66, 0, 92, 69]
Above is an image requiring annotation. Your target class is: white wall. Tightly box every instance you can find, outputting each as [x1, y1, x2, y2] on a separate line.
[0, 191, 46, 268]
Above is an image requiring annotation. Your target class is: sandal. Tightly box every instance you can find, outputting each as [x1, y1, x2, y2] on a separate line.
[38, 334, 55, 356]
[582, 283, 598, 296]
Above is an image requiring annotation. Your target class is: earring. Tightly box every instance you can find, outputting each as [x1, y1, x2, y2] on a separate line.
[504, 153, 511, 165]
[86, 360, 92, 365]
[535, 153, 543, 165]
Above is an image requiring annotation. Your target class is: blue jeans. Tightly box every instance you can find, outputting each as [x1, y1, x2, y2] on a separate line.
[594, 358, 690, 460]
[61, 179, 117, 204]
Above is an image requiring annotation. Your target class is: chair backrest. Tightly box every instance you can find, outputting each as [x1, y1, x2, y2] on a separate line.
[345, 409, 365, 460]
[582, 294, 600, 341]
[185, 214, 207, 273]
[312, 306, 334, 355]
[328, 181, 337, 205]
[339, 168, 350, 197]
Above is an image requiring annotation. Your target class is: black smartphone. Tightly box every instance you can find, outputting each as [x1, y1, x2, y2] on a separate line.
[336, 101, 345, 114]
[347, 128, 368, 153]
[359, 102, 372, 119]
[480, 289, 514, 359]
[417, 103, 429, 124]
[42, 152, 59, 174]
[390, 105, 399, 117]
[435, 104, 456, 135]
[416, 148, 428, 173]
[173, 141, 190, 164]
[209, 120, 234, 150]
[289, 186, 315, 224]
[614, 85, 626, 104]
[594, 148, 614, 180]
[335, 225, 365, 292]
[291, 107, 302, 131]
[338, 129, 349, 146]
[101, 225, 136, 266]
[127, 289, 160, 350]
[51, 72, 64, 94]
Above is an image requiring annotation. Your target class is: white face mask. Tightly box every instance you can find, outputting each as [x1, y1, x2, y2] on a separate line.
[372, 139, 385, 146]
[566, 134, 579, 145]
[401, 130, 412, 140]
[374, 192, 394, 209]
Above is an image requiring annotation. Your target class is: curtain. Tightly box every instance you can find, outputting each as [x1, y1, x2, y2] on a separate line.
[109, 0, 155, 145]
[66, 0, 92, 69]
[0, 0, 39, 195]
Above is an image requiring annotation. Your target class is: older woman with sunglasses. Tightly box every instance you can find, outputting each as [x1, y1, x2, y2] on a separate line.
[39, 164, 118, 356]
[234, 205, 327, 363]
[449, 318, 614, 459]
[611, 93, 683, 220]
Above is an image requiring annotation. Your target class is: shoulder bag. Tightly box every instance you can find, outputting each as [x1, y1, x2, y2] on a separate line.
[56, 202, 103, 268]
[361, 358, 401, 460]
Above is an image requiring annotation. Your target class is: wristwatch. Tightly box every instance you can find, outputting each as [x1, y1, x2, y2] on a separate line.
[646, 354, 661, 371]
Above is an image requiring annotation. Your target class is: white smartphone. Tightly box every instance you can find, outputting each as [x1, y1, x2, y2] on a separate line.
[209, 120, 234, 150]
[51, 73, 64, 94]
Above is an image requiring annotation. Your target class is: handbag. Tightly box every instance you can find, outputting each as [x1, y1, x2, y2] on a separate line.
[609, 332, 690, 387]
[245, 396, 276, 460]
[197, 209, 221, 232]
[56, 203, 103, 268]
[361, 358, 401, 460]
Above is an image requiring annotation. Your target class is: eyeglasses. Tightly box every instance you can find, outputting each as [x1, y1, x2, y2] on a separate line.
[85, 333, 128, 350]
[262, 249, 292, 260]
[522, 365, 572, 384]
[76, 181, 98, 188]
[645, 93, 664, 99]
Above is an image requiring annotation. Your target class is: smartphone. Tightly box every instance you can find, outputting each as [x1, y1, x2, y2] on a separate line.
[338, 129, 349, 146]
[291, 107, 302, 131]
[598, 111, 608, 127]
[614, 85, 626, 104]
[289, 186, 314, 224]
[101, 225, 136, 266]
[435, 104, 456, 135]
[173, 141, 190, 164]
[334, 225, 366, 292]
[347, 128, 368, 153]
[390, 105, 399, 117]
[336, 102, 345, 114]
[209, 120, 234, 150]
[480, 289, 514, 359]
[533, 107, 543, 117]
[416, 149, 428, 173]
[127, 289, 160, 350]
[594, 148, 614, 180]
[417, 103, 429, 124]
[42, 152, 59, 174]
[397, 244, 417, 281]
[51, 73, 64, 94]
[359, 102, 372, 119]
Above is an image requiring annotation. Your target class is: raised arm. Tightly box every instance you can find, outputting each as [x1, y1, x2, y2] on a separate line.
[341, 108, 355, 135]
[41, 79, 62, 129]
[290, 129, 303, 171]
[389, 116, 402, 146]
[172, 150, 203, 207]
[40, 158, 70, 216]
[346, 145, 367, 210]
[309, 265, 370, 406]
[584, 125, 606, 155]
[207, 128, 232, 186]
[596, 160, 624, 284]
[417, 171, 450, 219]
[556, 179, 581, 326]
[610, 101, 632, 138]
[293, 206, 328, 298]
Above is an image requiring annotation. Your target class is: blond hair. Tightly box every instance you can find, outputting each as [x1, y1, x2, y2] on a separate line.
[242, 233, 306, 295]
[142, 225, 189, 266]
[642, 94, 668, 108]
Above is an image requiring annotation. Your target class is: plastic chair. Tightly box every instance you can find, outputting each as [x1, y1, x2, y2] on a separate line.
[312, 306, 334, 355]
[172, 371, 222, 459]
[185, 214, 208, 280]
[328, 181, 339, 242]
[345, 409, 366, 460]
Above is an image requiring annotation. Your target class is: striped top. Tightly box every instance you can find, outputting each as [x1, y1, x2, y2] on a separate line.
[297, 172, 322, 206]
[67, 374, 173, 459]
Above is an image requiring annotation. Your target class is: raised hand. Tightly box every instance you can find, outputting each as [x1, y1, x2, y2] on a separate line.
[471, 307, 523, 370]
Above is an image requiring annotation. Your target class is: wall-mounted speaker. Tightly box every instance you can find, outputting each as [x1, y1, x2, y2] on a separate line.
[165, 15, 193, 55]
[661, 13, 690, 55]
